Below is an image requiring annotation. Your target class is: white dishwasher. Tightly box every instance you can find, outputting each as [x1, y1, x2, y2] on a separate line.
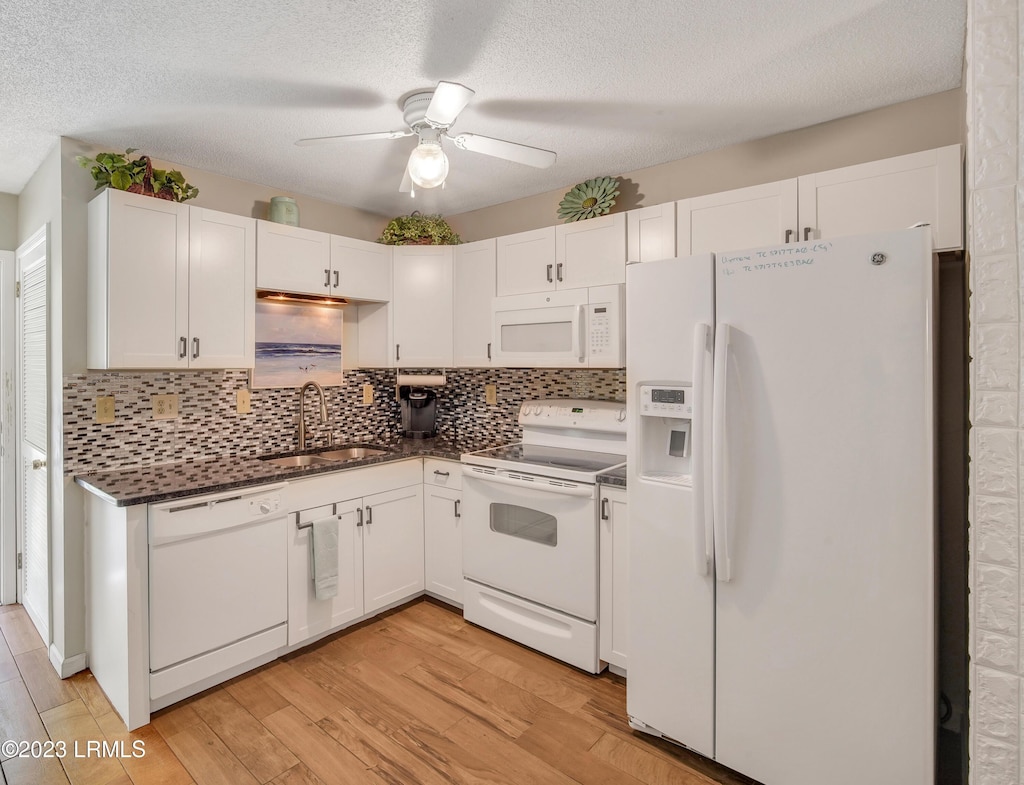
[148, 484, 288, 701]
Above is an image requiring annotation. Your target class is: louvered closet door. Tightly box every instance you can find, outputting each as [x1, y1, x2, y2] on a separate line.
[17, 228, 47, 641]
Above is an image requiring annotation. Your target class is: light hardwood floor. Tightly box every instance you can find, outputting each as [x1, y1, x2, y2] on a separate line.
[0, 599, 756, 785]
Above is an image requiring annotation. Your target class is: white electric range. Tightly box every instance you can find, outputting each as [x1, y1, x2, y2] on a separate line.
[460, 399, 626, 672]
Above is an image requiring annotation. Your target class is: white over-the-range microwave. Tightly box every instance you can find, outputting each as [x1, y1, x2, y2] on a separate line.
[491, 284, 624, 368]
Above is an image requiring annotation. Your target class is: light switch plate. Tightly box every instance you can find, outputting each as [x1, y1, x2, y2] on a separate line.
[362, 384, 374, 405]
[152, 394, 179, 420]
[236, 389, 252, 414]
[485, 384, 497, 405]
[96, 396, 115, 424]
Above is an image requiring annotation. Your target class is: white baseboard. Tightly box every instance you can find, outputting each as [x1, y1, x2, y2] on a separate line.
[49, 644, 88, 678]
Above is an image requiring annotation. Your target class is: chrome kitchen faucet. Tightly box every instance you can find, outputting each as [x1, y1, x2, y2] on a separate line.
[298, 381, 328, 450]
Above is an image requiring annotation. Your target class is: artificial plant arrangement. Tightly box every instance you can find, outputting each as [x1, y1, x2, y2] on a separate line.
[557, 176, 620, 222]
[76, 148, 199, 202]
[377, 212, 461, 245]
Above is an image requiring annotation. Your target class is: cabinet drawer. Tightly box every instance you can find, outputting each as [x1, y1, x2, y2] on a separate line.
[424, 459, 462, 490]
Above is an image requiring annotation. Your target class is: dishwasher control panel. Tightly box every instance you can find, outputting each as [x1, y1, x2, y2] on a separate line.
[249, 493, 283, 516]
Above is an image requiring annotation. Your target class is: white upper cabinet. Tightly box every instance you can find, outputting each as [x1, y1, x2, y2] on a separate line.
[88, 190, 254, 369]
[496, 215, 626, 297]
[256, 221, 332, 296]
[392, 245, 453, 368]
[453, 238, 496, 367]
[627, 203, 677, 263]
[188, 208, 256, 369]
[676, 145, 964, 256]
[555, 212, 626, 288]
[330, 235, 392, 301]
[676, 179, 799, 256]
[496, 226, 556, 296]
[797, 144, 963, 251]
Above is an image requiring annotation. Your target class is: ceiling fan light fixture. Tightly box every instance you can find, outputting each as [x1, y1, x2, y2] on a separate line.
[407, 139, 449, 189]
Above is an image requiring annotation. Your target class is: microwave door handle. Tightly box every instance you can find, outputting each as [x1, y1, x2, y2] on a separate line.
[575, 305, 586, 362]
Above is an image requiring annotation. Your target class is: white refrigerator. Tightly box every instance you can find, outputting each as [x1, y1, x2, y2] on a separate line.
[626, 228, 935, 785]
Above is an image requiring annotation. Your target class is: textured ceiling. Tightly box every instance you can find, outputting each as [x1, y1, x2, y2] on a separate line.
[1, 0, 966, 217]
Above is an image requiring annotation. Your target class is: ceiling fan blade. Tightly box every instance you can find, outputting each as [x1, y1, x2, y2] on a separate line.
[295, 130, 414, 146]
[399, 166, 413, 193]
[450, 133, 556, 168]
[424, 81, 475, 127]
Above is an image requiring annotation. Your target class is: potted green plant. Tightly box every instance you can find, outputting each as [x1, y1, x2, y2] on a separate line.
[377, 212, 461, 245]
[76, 148, 199, 202]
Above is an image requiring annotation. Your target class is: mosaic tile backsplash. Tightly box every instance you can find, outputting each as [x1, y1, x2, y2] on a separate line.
[63, 368, 626, 476]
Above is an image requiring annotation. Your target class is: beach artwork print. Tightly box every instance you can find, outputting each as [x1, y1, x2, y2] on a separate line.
[253, 300, 343, 388]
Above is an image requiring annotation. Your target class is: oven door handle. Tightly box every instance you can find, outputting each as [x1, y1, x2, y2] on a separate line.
[461, 466, 595, 498]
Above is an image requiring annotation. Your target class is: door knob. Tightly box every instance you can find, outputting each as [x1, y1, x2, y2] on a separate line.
[31, 459, 46, 470]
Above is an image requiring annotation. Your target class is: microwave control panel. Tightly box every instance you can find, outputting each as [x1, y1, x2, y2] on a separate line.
[587, 290, 624, 367]
[589, 305, 612, 356]
[640, 384, 692, 418]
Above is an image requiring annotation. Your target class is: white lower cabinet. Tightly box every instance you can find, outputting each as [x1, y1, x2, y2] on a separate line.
[287, 476, 424, 646]
[599, 485, 628, 671]
[423, 459, 463, 605]
[363, 485, 425, 614]
[287, 501, 364, 646]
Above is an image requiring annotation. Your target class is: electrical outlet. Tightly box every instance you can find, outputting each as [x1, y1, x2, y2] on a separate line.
[485, 384, 497, 405]
[362, 383, 374, 405]
[95, 396, 115, 424]
[152, 394, 179, 420]
[236, 389, 252, 414]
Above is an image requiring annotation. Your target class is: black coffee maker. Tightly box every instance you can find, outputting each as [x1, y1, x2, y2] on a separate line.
[399, 385, 438, 439]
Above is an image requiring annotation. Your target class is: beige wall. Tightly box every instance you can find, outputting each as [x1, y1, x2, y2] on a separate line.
[0, 194, 17, 251]
[448, 88, 966, 242]
[67, 139, 388, 242]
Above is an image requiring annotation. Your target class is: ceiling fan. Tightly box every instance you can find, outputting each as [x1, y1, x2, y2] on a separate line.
[296, 81, 557, 193]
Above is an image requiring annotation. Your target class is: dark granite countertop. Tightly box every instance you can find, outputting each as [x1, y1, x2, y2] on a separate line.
[597, 464, 627, 488]
[76, 436, 503, 507]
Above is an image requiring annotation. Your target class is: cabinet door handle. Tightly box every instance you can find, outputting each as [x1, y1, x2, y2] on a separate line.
[324, 268, 331, 288]
[601, 497, 610, 520]
[395, 344, 400, 362]
[333, 270, 339, 288]
[178, 336, 187, 359]
[803, 226, 812, 241]
[785, 229, 794, 243]
[454, 499, 461, 518]
[487, 342, 492, 360]
[356, 507, 363, 527]
[556, 262, 563, 282]
[192, 337, 200, 359]
[546, 264, 553, 283]
[434, 470, 450, 477]
[365, 506, 373, 525]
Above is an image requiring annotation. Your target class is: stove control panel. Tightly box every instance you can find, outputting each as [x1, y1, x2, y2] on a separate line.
[518, 399, 626, 433]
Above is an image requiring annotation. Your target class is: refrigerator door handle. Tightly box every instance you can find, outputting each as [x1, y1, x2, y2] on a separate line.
[712, 323, 733, 582]
[692, 322, 713, 576]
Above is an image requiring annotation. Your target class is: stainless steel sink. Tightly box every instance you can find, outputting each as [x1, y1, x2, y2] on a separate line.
[260, 454, 333, 468]
[316, 447, 388, 461]
[259, 445, 390, 468]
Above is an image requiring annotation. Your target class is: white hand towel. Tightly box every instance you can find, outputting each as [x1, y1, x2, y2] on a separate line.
[311, 516, 339, 601]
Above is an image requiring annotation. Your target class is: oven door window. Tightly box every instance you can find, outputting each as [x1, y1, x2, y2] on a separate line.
[489, 503, 557, 547]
